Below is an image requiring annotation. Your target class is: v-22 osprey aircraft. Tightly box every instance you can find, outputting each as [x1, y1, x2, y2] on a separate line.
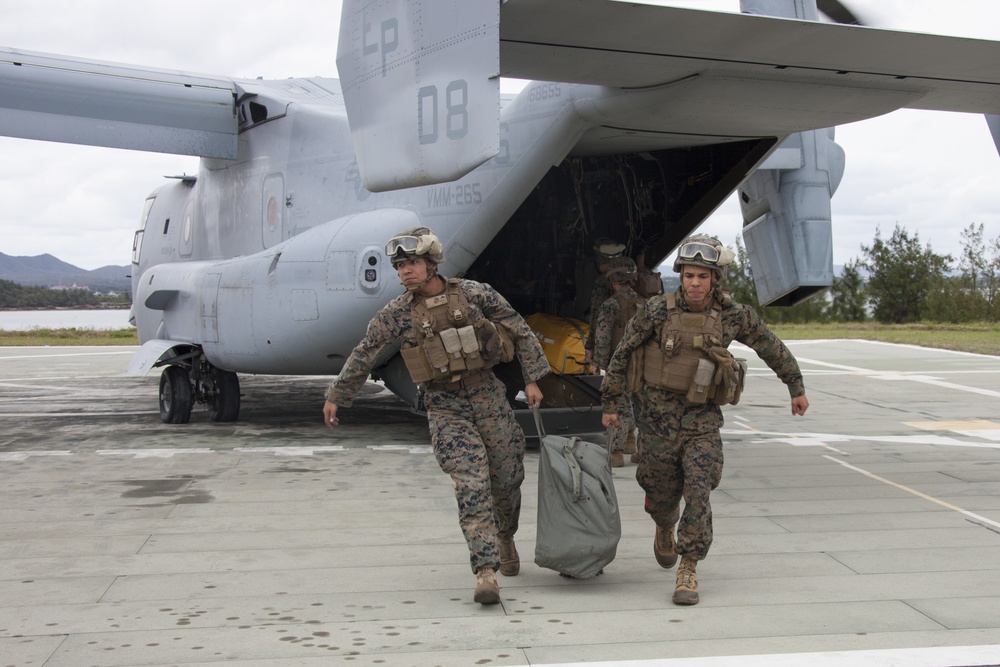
[2, 0, 1000, 430]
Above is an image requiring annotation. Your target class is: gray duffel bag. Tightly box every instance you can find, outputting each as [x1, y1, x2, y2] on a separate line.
[533, 407, 621, 579]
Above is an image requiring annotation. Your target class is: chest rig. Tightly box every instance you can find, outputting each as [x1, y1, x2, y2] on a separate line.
[640, 291, 746, 405]
[400, 278, 515, 385]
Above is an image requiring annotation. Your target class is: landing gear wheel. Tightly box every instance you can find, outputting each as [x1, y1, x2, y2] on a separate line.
[207, 368, 240, 422]
[159, 366, 193, 424]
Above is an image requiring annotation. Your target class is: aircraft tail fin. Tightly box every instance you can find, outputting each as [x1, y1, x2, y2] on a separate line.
[336, 0, 500, 192]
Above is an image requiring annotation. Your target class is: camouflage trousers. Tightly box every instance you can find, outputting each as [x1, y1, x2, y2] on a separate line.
[607, 395, 635, 454]
[424, 373, 526, 573]
[634, 387, 724, 561]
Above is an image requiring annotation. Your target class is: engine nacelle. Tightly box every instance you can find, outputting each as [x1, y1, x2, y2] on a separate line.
[738, 128, 844, 306]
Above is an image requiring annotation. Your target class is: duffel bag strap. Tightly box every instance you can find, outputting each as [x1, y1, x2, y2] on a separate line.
[561, 438, 585, 502]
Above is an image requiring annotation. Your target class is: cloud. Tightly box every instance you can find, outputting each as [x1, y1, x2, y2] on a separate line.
[1, 1, 999, 270]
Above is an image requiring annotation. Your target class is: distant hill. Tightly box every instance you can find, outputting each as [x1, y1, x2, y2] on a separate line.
[0, 252, 131, 294]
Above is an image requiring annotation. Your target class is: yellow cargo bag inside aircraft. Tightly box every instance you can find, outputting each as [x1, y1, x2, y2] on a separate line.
[525, 313, 590, 375]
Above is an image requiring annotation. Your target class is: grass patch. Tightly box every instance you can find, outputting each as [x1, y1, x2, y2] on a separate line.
[0, 327, 139, 346]
[769, 322, 1000, 357]
[2, 322, 997, 356]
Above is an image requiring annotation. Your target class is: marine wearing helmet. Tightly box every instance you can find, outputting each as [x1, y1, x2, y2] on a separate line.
[671, 234, 735, 279]
[605, 256, 638, 284]
[593, 237, 626, 264]
[385, 226, 446, 292]
[385, 226, 446, 266]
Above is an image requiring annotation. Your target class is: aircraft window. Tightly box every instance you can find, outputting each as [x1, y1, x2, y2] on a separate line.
[266, 196, 278, 231]
[249, 101, 268, 123]
[183, 215, 192, 243]
[163, 218, 170, 234]
[132, 197, 155, 264]
[131, 230, 143, 264]
[138, 198, 154, 229]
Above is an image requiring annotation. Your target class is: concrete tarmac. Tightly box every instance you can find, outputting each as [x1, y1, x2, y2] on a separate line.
[1, 340, 1000, 667]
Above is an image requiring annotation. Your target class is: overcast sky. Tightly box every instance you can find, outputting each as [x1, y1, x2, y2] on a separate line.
[1, 1, 999, 271]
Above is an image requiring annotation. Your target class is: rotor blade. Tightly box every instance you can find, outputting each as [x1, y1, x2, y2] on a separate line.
[817, 0, 865, 25]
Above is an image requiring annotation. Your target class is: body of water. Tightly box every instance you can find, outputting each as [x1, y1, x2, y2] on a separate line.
[0, 310, 133, 331]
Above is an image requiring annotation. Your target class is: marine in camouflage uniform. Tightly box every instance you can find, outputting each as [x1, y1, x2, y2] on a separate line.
[593, 257, 645, 465]
[324, 227, 548, 605]
[584, 238, 625, 366]
[601, 234, 808, 605]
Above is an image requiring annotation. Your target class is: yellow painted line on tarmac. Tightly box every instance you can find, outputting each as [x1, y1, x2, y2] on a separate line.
[822, 455, 1000, 530]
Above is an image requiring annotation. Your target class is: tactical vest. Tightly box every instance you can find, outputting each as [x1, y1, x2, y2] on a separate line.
[639, 292, 746, 405]
[399, 278, 515, 385]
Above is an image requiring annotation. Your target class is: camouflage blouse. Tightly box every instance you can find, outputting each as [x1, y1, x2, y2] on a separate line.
[602, 288, 805, 416]
[584, 273, 614, 352]
[592, 286, 643, 371]
[326, 278, 549, 407]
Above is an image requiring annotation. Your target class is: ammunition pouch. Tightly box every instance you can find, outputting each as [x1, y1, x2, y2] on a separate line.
[476, 319, 515, 366]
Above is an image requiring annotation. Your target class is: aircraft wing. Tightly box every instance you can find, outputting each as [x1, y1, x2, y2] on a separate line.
[499, 1, 1000, 136]
[0, 48, 238, 159]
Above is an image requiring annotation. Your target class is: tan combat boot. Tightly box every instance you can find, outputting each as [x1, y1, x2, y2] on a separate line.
[624, 429, 637, 454]
[498, 536, 520, 576]
[653, 524, 678, 568]
[611, 450, 625, 467]
[474, 567, 500, 605]
[672, 556, 699, 605]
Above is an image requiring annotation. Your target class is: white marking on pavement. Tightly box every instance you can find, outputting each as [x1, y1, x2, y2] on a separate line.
[97, 449, 214, 458]
[369, 444, 434, 454]
[955, 428, 1000, 441]
[868, 372, 1000, 398]
[790, 356, 874, 373]
[727, 429, 1000, 450]
[0, 411, 157, 417]
[823, 455, 1000, 531]
[529, 644, 1000, 667]
[0, 350, 134, 360]
[234, 446, 346, 455]
[0, 450, 72, 461]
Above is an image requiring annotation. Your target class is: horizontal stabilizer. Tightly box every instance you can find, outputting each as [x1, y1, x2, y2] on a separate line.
[0, 48, 238, 159]
[499, 0, 1000, 112]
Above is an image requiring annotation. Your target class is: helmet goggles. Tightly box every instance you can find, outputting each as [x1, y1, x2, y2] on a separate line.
[385, 235, 421, 257]
[595, 242, 626, 261]
[677, 240, 721, 265]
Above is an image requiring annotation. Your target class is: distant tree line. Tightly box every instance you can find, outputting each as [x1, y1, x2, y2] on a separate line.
[723, 222, 1000, 324]
[0, 279, 130, 309]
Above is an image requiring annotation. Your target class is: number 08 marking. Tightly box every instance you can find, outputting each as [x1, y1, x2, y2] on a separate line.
[418, 79, 469, 145]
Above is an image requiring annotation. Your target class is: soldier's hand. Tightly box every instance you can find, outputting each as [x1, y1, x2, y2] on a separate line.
[602, 413, 620, 429]
[791, 395, 809, 416]
[323, 401, 340, 429]
[524, 382, 543, 409]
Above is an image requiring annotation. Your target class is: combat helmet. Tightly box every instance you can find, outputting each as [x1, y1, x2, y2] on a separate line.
[593, 237, 626, 263]
[672, 234, 735, 276]
[385, 226, 445, 266]
[605, 256, 638, 284]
